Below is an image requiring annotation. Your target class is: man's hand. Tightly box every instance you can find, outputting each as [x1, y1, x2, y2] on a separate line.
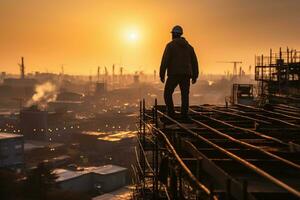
[192, 78, 197, 84]
[160, 77, 165, 83]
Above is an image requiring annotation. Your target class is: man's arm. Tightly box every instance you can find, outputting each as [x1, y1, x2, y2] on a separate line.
[191, 47, 199, 83]
[159, 44, 170, 83]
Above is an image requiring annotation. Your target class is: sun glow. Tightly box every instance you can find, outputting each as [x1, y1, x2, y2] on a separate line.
[126, 29, 139, 42]
[129, 32, 138, 40]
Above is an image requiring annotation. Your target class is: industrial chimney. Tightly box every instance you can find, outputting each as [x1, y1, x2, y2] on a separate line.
[20, 57, 25, 79]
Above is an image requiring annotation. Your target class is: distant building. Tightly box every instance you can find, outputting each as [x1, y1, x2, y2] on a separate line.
[48, 101, 83, 112]
[133, 74, 139, 84]
[95, 82, 107, 96]
[0, 78, 37, 98]
[3, 78, 37, 88]
[0, 132, 24, 169]
[54, 165, 128, 193]
[56, 92, 83, 101]
[1, 72, 6, 81]
[92, 186, 132, 200]
[48, 91, 84, 112]
[20, 106, 48, 139]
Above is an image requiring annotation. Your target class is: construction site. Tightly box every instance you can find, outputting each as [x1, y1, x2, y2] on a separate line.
[133, 48, 300, 200]
[2, 1, 300, 200]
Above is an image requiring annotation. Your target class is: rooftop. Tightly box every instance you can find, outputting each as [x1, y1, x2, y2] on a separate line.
[54, 164, 127, 182]
[55, 168, 87, 182]
[92, 186, 132, 200]
[87, 165, 127, 175]
[0, 132, 23, 140]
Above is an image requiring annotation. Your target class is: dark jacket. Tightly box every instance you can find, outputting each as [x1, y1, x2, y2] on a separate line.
[160, 37, 199, 79]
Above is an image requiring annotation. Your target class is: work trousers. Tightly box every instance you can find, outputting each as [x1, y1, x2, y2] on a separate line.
[164, 76, 190, 116]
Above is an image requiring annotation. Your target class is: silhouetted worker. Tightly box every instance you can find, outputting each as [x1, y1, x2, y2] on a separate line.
[160, 25, 199, 119]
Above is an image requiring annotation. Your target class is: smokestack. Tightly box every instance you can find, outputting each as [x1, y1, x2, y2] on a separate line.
[104, 67, 108, 82]
[239, 67, 242, 77]
[20, 57, 25, 79]
[97, 66, 100, 82]
[112, 64, 115, 88]
[61, 64, 64, 75]
[105, 67, 108, 76]
[112, 64, 115, 79]
[120, 67, 123, 76]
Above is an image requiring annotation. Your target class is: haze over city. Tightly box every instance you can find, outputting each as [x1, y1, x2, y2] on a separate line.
[1, 0, 300, 75]
[0, 1, 300, 200]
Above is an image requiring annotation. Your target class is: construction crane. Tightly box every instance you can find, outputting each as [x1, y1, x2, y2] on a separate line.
[217, 61, 242, 77]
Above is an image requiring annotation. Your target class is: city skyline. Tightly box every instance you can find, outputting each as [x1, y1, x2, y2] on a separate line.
[1, 0, 300, 75]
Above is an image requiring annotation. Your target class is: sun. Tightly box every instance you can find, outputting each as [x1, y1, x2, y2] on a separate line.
[127, 31, 139, 42]
[129, 32, 138, 40]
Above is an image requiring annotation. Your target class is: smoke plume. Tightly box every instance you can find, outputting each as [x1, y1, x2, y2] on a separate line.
[27, 82, 57, 109]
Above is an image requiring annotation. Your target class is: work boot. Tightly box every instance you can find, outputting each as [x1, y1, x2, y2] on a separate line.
[167, 111, 175, 118]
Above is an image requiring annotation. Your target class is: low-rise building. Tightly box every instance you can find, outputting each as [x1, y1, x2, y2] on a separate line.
[54, 165, 128, 193]
[92, 186, 132, 200]
[20, 106, 48, 139]
[0, 132, 24, 169]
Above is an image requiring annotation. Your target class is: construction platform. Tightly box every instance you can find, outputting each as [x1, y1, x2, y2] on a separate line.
[132, 101, 300, 200]
[255, 48, 300, 106]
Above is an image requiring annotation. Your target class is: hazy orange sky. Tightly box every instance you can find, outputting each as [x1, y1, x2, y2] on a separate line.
[1, 0, 300, 75]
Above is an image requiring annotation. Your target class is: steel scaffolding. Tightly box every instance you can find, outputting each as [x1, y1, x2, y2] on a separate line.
[255, 48, 300, 106]
[133, 100, 300, 200]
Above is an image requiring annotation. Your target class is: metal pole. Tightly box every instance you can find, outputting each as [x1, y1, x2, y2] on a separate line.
[151, 100, 156, 199]
[261, 54, 264, 97]
[139, 101, 142, 138]
[155, 98, 158, 128]
[209, 184, 215, 200]
[226, 179, 232, 200]
[142, 99, 146, 190]
[270, 49, 272, 81]
[155, 99, 159, 198]
[179, 168, 183, 199]
[243, 180, 248, 200]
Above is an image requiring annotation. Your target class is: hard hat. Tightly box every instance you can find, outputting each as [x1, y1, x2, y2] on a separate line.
[171, 25, 183, 34]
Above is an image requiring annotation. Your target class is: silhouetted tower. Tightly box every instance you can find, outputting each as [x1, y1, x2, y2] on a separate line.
[97, 66, 101, 82]
[104, 66, 108, 82]
[61, 64, 64, 75]
[233, 64, 237, 76]
[154, 70, 157, 81]
[1, 72, 6, 80]
[119, 67, 123, 85]
[111, 64, 115, 86]
[120, 67, 123, 76]
[239, 67, 242, 77]
[19, 57, 25, 79]
[112, 64, 115, 77]
[134, 71, 139, 84]
[105, 67, 108, 76]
